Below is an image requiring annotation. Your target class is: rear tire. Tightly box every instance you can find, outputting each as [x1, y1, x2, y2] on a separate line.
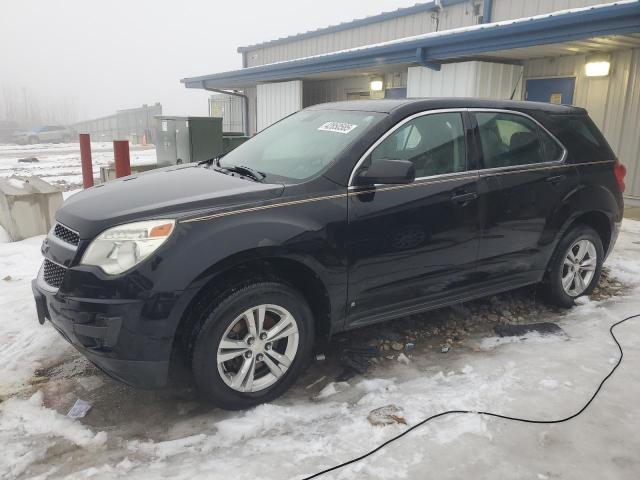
[545, 225, 604, 308]
[191, 281, 314, 410]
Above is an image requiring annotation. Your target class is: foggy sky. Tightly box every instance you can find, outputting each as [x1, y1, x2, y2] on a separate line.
[1, 0, 418, 122]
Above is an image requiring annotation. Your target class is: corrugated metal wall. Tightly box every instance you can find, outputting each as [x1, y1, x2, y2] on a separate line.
[209, 94, 244, 133]
[244, 86, 257, 136]
[475, 62, 523, 99]
[244, 0, 621, 67]
[385, 70, 408, 89]
[256, 81, 303, 131]
[302, 71, 407, 107]
[524, 48, 640, 198]
[491, 0, 618, 21]
[408, 63, 477, 97]
[74, 104, 161, 144]
[407, 62, 523, 99]
[245, 2, 478, 67]
[303, 77, 370, 107]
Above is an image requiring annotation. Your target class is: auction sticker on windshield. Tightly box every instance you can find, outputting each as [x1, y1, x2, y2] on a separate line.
[318, 121, 358, 134]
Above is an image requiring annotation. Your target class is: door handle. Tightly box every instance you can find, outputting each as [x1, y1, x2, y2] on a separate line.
[450, 192, 478, 205]
[546, 175, 567, 185]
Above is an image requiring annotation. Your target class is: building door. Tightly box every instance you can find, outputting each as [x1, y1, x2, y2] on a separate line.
[525, 77, 575, 105]
[385, 87, 407, 99]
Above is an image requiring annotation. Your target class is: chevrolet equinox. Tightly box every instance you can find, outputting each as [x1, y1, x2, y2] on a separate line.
[32, 99, 626, 409]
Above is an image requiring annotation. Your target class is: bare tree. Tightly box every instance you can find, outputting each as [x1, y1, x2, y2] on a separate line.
[0, 82, 78, 126]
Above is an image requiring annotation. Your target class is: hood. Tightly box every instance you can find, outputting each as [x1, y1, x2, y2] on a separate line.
[58, 164, 284, 238]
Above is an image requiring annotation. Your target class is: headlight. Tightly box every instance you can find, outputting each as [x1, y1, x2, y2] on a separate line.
[81, 219, 175, 275]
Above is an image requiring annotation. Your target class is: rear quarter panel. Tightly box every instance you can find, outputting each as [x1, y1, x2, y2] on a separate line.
[576, 161, 623, 222]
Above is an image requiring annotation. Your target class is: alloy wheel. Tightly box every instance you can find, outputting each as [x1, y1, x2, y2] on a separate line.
[217, 304, 299, 393]
[561, 239, 597, 297]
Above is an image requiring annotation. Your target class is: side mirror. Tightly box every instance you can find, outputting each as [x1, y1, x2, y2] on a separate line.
[356, 159, 415, 185]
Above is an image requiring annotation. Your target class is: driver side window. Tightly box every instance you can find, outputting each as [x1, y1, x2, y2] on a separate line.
[369, 112, 466, 178]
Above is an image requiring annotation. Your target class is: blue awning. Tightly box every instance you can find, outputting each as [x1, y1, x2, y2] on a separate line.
[182, 1, 640, 90]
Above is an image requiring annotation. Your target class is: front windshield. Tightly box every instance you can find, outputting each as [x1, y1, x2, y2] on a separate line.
[219, 109, 385, 181]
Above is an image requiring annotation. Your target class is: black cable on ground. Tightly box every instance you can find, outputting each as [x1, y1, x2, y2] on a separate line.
[302, 312, 640, 480]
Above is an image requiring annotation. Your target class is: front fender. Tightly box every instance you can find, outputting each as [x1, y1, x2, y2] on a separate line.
[176, 206, 345, 288]
[154, 193, 349, 334]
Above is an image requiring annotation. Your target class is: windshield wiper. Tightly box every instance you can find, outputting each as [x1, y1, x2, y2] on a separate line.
[223, 165, 266, 182]
[200, 155, 265, 182]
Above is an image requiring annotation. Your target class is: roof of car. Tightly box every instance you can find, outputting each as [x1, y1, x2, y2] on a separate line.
[307, 98, 586, 115]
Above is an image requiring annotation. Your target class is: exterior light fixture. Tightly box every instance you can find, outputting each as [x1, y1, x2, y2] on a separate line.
[585, 54, 611, 77]
[370, 79, 384, 91]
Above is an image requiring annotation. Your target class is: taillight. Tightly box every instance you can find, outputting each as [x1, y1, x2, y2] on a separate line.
[614, 160, 626, 193]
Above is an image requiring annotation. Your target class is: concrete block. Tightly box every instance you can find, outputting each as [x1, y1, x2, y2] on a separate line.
[0, 176, 63, 241]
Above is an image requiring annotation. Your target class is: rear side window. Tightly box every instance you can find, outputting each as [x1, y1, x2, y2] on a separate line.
[369, 112, 466, 178]
[548, 114, 613, 162]
[476, 112, 563, 168]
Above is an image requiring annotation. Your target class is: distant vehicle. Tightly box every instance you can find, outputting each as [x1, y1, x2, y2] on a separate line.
[32, 99, 625, 409]
[13, 125, 76, 144]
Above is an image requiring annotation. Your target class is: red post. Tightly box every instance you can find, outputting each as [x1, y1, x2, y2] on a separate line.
[113, 140, 131, 178]
[79, 133, 94, 188]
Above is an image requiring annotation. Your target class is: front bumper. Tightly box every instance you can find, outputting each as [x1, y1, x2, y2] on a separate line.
[32, 277, 170, 388]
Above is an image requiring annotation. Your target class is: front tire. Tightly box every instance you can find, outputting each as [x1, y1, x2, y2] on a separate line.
[546, 226, 604, 308]
[192, 282, 314, 410]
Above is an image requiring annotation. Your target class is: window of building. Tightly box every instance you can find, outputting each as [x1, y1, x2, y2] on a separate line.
[475, 112, 562, 168]
[369, 112, 466, 178]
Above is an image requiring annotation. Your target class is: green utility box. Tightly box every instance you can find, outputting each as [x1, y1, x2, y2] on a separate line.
[155, 116, 248, 166]
[222, 132, 249, 153]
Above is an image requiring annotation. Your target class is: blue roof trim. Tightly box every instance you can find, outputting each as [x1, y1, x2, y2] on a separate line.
[184, 1, 640, 89]
[236, 0, 465, 53]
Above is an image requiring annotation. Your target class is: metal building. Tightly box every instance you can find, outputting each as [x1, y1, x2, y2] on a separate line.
[209, 94, 245, 133]
[74, 103, 162, 144]
[182, 0, 640, 203]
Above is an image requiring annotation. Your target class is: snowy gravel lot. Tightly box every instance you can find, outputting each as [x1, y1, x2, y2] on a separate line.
[0, 222, 638, 480]
[0, 144, 639, 479]
[0, 142, 156, 191]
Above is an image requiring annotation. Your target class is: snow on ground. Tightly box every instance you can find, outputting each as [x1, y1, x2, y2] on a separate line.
[0, 235, 67, 394]
[0, 142, 157, 191]
[0, 226, 10, 244]
[0, 221, 639, 479]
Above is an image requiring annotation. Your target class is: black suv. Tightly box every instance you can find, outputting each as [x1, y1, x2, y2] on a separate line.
[32, 99, 626, 409]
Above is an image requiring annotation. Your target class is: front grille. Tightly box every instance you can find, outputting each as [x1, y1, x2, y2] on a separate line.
[43, 259, 67, 289]
[54, 223, 79, 246]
